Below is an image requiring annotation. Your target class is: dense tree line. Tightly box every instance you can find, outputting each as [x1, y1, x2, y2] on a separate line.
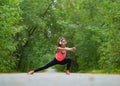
[0, 0, 120, 73]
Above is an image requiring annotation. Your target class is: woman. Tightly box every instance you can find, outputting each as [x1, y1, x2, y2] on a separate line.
[28, 37, 76, 75]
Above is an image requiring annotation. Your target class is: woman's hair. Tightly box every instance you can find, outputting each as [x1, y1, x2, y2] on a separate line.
[57, 37, 66, 47]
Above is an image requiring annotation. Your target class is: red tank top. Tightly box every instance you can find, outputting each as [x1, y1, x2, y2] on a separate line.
[55, 50, 66, 61]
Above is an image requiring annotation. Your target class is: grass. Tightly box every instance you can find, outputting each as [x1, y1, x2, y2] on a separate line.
[85, 69, 120, 74]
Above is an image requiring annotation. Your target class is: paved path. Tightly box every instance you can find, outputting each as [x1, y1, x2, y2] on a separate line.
[0, 71, 120, 86]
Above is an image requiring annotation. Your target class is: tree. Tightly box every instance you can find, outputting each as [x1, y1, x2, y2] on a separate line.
[0, 0, 23, 72]
[1, 0, 119, 73]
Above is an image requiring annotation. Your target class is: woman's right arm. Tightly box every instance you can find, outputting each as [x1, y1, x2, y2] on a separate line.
[57, 47, 76, 51]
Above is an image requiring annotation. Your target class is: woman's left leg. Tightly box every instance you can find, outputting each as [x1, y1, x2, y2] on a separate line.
[59, 58, 72, 70]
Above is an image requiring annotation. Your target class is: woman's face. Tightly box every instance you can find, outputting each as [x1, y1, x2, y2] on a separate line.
[61, 39, 67, 45]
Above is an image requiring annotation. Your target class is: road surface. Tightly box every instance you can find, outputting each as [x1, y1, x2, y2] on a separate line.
[0, 70, 120, 86]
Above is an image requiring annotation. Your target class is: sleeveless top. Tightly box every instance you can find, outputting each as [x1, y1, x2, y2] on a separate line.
[55, 50, 66, 62]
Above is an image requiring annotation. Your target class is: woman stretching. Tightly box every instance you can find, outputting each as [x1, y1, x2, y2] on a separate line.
[28, 37, 76, 75]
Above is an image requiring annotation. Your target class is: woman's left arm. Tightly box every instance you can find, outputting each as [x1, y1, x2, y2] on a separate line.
[66, 47, 76, 51]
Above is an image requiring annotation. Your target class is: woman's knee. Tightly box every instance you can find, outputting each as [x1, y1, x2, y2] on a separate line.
[67, 58, 72, 63]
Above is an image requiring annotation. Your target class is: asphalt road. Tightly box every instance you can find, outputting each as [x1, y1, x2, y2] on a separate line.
[0, 71, 120, 86]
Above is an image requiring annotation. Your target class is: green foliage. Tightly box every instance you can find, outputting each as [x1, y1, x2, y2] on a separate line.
[16, 0, 56, 71]
[52, 0, 120, 73]
[0, 0, 23, 72]
[0, 0, 120, 73]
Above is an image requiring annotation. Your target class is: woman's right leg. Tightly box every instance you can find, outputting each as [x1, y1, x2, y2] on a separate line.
[34, 58, 58, 72]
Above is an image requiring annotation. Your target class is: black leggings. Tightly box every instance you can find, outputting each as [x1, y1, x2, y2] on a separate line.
[34, 58, 72, 72]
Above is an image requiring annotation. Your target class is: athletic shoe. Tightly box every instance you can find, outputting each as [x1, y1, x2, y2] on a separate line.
[28, 70, 34, 75]
[66, 70, 70, 75]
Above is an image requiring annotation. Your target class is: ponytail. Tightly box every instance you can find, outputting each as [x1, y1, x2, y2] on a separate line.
[57, 37, 66, 47]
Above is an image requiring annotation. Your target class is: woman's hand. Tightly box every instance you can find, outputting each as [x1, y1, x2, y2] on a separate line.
[72, 47, 76, 51]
